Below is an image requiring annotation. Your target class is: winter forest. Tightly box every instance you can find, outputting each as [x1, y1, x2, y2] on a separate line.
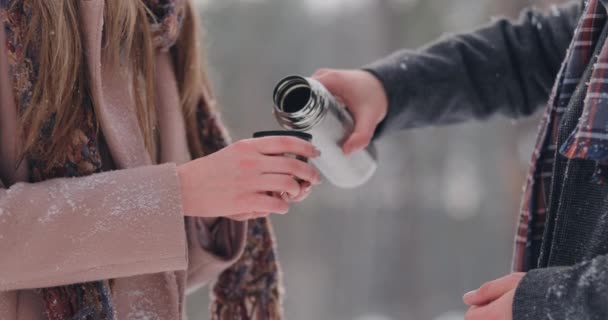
[188, 0, 569, 319]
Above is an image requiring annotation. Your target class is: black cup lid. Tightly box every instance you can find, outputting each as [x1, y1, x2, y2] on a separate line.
[253, 130, 312, 141]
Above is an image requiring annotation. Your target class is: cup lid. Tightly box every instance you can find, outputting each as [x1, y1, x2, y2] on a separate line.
[253, 130, 312, 141]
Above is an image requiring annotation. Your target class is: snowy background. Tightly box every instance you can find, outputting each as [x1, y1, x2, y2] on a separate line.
[187, 0, 569, 319]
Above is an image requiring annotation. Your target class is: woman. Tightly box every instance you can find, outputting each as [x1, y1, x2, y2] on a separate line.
[0, 0, 320, 319]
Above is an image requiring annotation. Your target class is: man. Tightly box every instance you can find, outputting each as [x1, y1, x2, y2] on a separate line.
[313, 1, 608, 319]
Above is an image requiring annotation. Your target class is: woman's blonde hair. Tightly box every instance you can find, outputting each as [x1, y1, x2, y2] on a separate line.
[19, 0, 209, 163]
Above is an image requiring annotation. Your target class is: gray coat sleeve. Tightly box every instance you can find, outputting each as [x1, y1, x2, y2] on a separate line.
[513, 255, 608, 319]
[365, 2, 581, 137]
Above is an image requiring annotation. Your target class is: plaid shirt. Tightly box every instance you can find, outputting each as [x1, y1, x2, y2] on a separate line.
[514, 0, 608, 272]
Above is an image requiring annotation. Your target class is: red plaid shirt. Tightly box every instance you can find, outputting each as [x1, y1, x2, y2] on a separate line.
[514, 0, 608, 271]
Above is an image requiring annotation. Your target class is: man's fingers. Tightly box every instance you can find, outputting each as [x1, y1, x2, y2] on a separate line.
[463, 273, 525, 306]
[312, 68, 333, 78]
[313, 69, 386, 155]
[465, 304, 492, 320]
[343, 104, 380, 154]
[343, 130, 373, 155]
[315, 70, 349, 103]
[465, 289, 515, 320]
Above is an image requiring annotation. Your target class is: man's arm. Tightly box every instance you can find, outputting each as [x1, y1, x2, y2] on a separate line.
[366, 2, 581, 136]
[513, 254, 608, 319]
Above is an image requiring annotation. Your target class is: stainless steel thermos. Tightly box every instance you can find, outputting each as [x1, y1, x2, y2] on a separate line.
[272, 75, 377, 188]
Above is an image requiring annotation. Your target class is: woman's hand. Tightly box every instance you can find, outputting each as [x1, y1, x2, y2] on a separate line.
[313, 69, 388, 155]
[178, 136, 321, 221]
[463, 273, 526, 320]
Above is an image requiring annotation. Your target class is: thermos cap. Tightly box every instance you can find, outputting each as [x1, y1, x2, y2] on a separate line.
[253, 130, 312, 141]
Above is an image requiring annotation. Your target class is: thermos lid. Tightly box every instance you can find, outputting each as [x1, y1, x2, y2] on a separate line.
[253, 130, 312, 141]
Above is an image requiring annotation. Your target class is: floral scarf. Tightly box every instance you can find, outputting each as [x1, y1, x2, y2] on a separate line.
[0, 0, 283, 319]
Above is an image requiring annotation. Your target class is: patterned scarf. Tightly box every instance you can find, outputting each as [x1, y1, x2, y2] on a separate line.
[514, 0, 608, 272]
[0, 0, 283, 319]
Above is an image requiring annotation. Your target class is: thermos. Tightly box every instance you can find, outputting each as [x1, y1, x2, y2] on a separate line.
[272, 75, 377, 188]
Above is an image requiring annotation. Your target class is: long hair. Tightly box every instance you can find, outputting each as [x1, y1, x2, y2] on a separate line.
[18, 0, 208, 165]
[10, 3, 281, 318]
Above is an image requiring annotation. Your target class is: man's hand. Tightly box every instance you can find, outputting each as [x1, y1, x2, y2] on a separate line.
[463, 273, 526, 320]
[312, 69, 388, 155]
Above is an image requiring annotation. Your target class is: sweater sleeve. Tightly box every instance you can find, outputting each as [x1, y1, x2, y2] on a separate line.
[365, 2, 581, 137]
[0, 164, 188, 291]
[513, 254, 608, 319]
[185, 218, 247, 292]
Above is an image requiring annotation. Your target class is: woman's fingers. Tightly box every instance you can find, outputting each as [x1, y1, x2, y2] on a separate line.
[231, 212, 271, 221]
[235, 192, 290, 215]
[262, 156, 321, 184]
[231, 213, 255, 221]
[289, 181, 313, 202]
[230, 212, 270, 222]
[259, 174, 302, 198]
[252, 136, 321, 159]
[252, 212, 271, 219]
[251, 193, 290, 214]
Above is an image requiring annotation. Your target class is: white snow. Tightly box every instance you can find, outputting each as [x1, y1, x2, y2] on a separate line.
[38, 205, 59, 223]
